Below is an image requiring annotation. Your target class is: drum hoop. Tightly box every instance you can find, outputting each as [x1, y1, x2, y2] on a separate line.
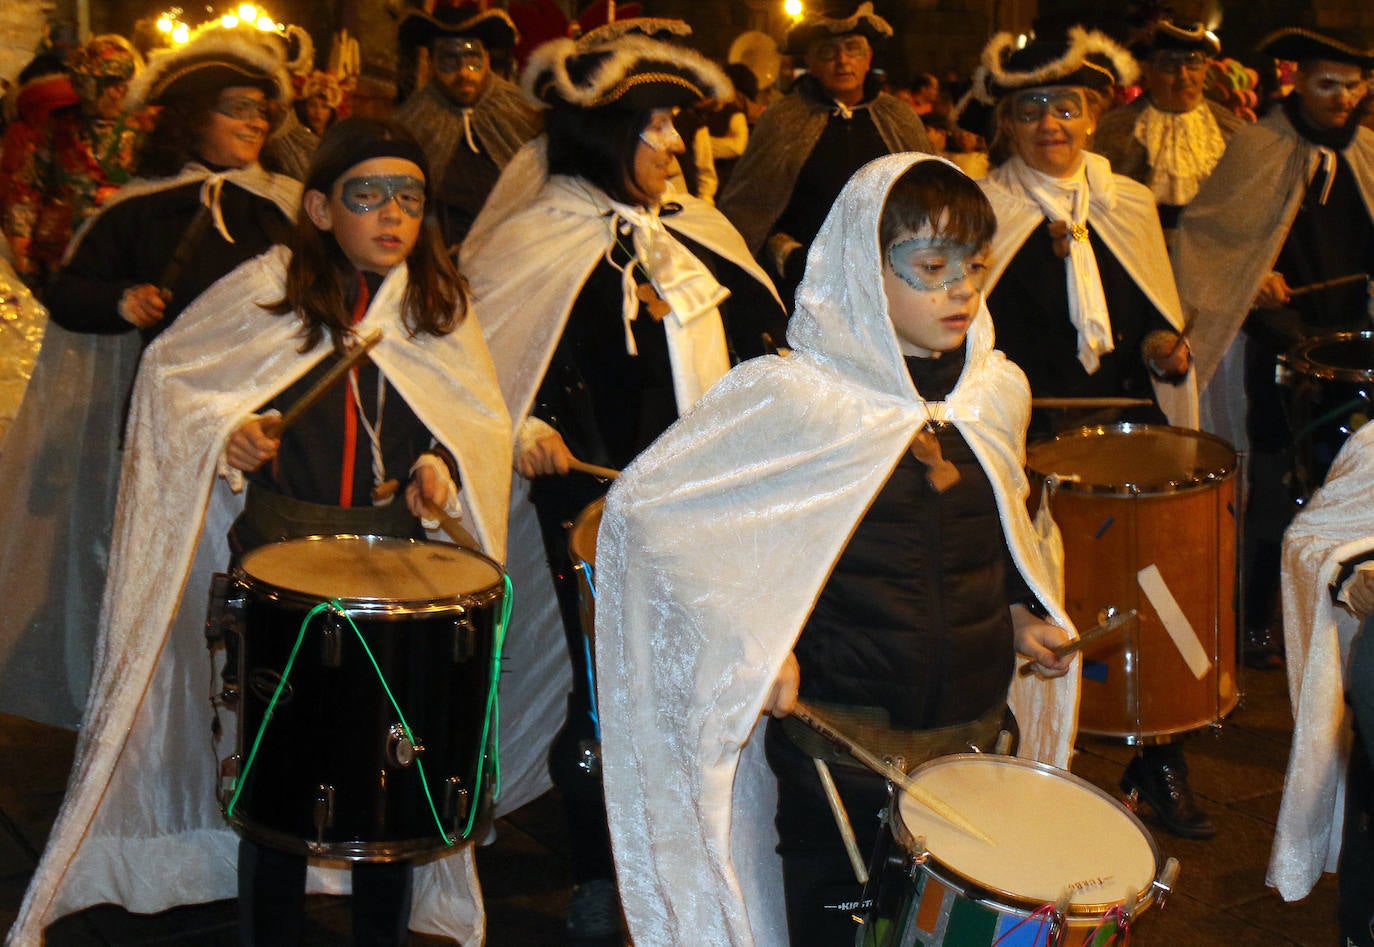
[898, 753, 1162, 917]
[1026, 423, 1236, 497]
[567, 496, 607, 566]
[1281, 330, 1374, 383]
[237, 534, 506, 616]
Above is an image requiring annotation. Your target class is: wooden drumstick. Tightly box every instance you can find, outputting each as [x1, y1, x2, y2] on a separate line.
[1029, 397, 1155, 410]
[422, 500, 481, 553]
[1287, 272, 1368, 298]
[813, 758, 869, 885]
[1017, 609, 1138, 677]
[569, 458, 620, 480]
[269, 330, 384, 435]
[789, 700, 995, 846]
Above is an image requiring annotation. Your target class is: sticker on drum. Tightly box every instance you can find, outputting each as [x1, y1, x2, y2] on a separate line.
[228, 535, 507, 860]
[883, 755, 1162, 946]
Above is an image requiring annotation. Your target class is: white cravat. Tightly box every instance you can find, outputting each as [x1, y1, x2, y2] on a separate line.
[1133, 102, 1227, 206]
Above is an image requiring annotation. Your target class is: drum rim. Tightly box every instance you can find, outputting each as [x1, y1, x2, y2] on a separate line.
[567, 496, 607, 566]
[1280, 329, 1374, 382]
[1026, 422, 1236, 496]
[897, 753, 1163, 917]
[237, 533, 506, 615]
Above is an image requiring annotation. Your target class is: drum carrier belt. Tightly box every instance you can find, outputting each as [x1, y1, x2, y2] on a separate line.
[781, 701, 1007, 772]
[239, 484, 419, 544]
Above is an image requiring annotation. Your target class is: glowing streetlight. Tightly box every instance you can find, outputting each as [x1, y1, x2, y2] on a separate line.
[237, 4, 257, 22]
[221, 13, 239, 28]
[784, 0, 803, 18]
[172, 23, 190, 43]
[156, 15, 174, 32]
[256, 15, 275, 30]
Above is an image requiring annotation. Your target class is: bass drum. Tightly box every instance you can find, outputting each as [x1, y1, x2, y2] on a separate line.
[225, 535, 506, 860]
[1027, 424, 1238, 743]
[1278, 329, 1374, 500]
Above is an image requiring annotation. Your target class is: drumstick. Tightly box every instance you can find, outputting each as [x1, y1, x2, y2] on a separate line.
[156, 204, 213, 296]
[269, 330, 384, 435]
[1288, 272, 1368, 298]
[428, 506, 481, 553]
[813, 758, 869, 885]
[569, 458, 620, 480]
[1030, 397, 1154, 410]
[789, 700, 995, 846]
[1017, 609, 1139, 677]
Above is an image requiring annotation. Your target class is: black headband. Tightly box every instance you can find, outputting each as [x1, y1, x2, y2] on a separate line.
[306, 137, 431, 195]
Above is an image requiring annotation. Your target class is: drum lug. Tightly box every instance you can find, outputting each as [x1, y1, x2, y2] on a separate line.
[386, 723, 422, 768]
[313, 783, 336, 844]
[218, 754, 240, 805]
[319, 612, 344, 668]
[444, 775, 470, 824]
[576, 738, 602, 778]
[1150, 856, 1181, 910]
[452, 609, 476, 663]
[204, 572, 246, 645]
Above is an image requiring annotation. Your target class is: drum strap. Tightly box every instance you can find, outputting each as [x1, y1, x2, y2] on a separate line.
[238, 484, 419, 545]
[780, 701, 1007, 772]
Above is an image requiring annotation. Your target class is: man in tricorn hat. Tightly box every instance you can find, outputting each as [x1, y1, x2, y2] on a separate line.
[718, 1, 928, 310]
[1173, 27, 1374, 672]
[395, 2, 541, 249]
[1092, 18, 1245, 237]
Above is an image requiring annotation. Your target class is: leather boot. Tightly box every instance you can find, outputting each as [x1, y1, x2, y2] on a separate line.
[1121, 750, 1216, 840]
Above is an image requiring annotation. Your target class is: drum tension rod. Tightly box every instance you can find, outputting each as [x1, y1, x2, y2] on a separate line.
[320, 611, 344, 668]
[452, 608, 476, 663]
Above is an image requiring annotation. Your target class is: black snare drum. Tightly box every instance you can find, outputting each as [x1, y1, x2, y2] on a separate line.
[224, 535, 506, 860]
[1278, 330, 1374, 500]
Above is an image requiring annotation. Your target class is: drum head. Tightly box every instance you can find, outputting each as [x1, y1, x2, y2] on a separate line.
[1026, 423, 1235, 496]
[568, 498, 606, 568]
[898, 755, 1159, 913]
[241, 535, 502, 607]
[1285, 330, 1374, 383]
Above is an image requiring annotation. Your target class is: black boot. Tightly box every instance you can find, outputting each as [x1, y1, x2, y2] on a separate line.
[1121, 748, 1216, 840]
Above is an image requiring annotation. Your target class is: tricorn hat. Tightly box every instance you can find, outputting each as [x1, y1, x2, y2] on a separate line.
[1258, 27, 1374, 69]
[1132, 19, 1221, 59]
[523, 33, 731, 112]
[785, 2, 893, 57]
[964, 27, 1138, 106]
[398, 3, 520, 53]
[124, 28, 292, 110]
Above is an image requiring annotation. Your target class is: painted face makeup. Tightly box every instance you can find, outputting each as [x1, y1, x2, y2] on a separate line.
[886, 237, 990, 293]
[1011, 89, 1086, 124]
[339, 175, 427, 218]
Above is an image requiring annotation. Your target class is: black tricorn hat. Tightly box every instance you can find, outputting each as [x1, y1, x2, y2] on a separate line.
[965, 27, 1139, 106]
[1133, 19, 1221, 59]
[522, 34, 731, 112]
[784, 2, 893, 57]
[398, 3, 520, 53]
[124, 28, 291, 110]
[1258, 27, 1374, 69]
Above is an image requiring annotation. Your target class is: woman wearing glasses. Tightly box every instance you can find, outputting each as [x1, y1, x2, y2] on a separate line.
[964, 28, 1195, 440]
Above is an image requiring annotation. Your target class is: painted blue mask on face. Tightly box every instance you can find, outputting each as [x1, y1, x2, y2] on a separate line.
[886, 237, 989, 293]
[339, 175, 427, 218]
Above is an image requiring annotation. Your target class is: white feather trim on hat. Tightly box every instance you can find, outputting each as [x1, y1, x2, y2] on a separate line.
[802, 2, 893, 39]
[521, 34, 732, 109]
[578, 18, 693, 48]
[970, 27, 1138, 105]
[125, 28, 293, 110]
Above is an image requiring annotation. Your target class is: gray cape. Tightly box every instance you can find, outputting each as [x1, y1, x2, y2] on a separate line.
[395, 76, 543, 183]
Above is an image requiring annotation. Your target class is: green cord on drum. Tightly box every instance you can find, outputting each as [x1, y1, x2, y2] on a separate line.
[227, 580, 513, 846]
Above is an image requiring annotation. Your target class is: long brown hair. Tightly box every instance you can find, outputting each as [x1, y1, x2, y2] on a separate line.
[266, 117, 466, 351]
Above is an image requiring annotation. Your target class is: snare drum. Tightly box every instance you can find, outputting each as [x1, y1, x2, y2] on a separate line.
[1026, 424, 1238, 742]
[1277, 330, 1374, 499]
[568, 497, 606, 660]
[225, 535, 505, 860]
[869, 754, 1173, 947]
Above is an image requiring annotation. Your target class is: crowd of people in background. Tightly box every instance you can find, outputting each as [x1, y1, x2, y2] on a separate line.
[0, 2, 1373, 946]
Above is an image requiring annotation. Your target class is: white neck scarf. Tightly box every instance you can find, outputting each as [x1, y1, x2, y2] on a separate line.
[604, 198, 733, 413]
[1007, 154, 1114, 373]
[1133, 101, 1226, 207]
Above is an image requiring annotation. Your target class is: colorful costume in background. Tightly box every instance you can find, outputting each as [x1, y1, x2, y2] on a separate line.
[595, 154, 1077, 947]
[3, 245, 566, 945]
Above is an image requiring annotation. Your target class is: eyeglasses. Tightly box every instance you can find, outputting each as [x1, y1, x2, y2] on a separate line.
[432, 38, 487, 75]
[339, 175, 427, 218]
[1151, 50, 1209, 74]
[887, 238, 989, 293]
[810, 36, 871, 63]
[214, 95, 276, 123]
[1011, 90, 1086, 124]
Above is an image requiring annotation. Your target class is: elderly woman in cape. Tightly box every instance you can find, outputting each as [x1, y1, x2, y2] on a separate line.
[594, 153, 1078, 947]
[462, 23, 786, 940]
[0, 28, 300, 731]
[963, 27, 1208, 840]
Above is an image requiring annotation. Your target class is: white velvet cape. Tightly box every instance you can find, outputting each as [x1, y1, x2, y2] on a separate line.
[0, 163, 302, 729]
[980, 153, 1199, 429]
[1171, 111, 1374, 449]
[1269, 422, 1374, 900]
[594, 154, 1080, 947]
[4, 246, 565, 946]
[461, 138, 781, 426]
